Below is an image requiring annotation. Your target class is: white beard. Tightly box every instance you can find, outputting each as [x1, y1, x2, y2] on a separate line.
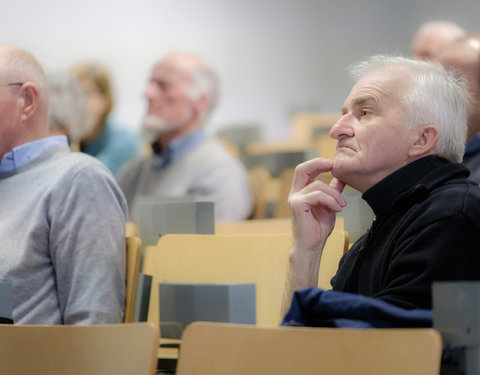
[142, 109, 193, 137]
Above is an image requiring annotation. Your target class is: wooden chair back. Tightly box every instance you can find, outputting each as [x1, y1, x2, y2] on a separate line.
[125, 220, 138, 237]
[142, 230, 348, 329]
[215, 217, 344, 237]
[0, 323, 159, 375]
[176, 322, 442, 375]
[273, 168, 295, 218]
[247, 166, 272, 219]
[215, 218, 292, 234]
[315, 132, 338, 160]
[125, 235, 142, 323]
[291, 111, 341, 143]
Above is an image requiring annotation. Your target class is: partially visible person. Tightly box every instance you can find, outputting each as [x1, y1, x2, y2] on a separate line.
[47, 70, 91, 150]
[283, 55, 480, 317]
[440, 35, 480, 183]
[71, 62, 139, 175]
[116, 52, 253, 222]
[0, 44, 127, 324]
[411, 20, 465, 61]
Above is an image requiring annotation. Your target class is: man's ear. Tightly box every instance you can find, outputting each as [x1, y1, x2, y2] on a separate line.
[19, 83, 38, 121]
[193, 92, 210, 114]
[408, 125, 439, 158]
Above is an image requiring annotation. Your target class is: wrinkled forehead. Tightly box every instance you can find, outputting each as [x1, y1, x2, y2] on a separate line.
[151, 56, 194, 85]
[344, 66, 412, 108]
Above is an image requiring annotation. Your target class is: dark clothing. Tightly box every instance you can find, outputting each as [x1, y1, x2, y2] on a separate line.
[463, 134, 480, 184]
[332, 156, 480, 310]
[282, 288, 432, 328]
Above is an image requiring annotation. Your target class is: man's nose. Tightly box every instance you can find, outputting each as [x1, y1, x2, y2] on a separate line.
[143, 82, 159, 99]
[330, 113, 354, 140]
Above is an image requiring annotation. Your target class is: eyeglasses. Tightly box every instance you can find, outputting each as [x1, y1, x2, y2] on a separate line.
[0, 82, 23, 88]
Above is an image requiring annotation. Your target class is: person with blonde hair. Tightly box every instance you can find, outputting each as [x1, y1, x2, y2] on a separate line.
[71, 62, 139, 175]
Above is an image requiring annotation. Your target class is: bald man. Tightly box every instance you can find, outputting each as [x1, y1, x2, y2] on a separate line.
[411, 20, 465, 62]
[440, 36, 480, 183]
[117, 52, 253, 222]
[0, 44, 127, 324]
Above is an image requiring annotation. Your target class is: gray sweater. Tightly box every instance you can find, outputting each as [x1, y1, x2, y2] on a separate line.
[0, 147, 127, 324]
[117, 137, 253, 222]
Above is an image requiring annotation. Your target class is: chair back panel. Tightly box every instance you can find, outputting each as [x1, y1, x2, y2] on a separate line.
[0, 323, 158, 375]
[143, 231, 348, 328]
[125, 235, 142, 322]
[176, 322, 442, 375]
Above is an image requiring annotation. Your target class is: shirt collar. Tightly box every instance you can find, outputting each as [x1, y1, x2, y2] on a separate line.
[152, 128, 206, 170]
[0, 135, 69, 173]
[362, 156, 468, 218]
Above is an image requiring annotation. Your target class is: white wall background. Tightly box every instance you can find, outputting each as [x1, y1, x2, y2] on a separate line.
[3, 0, 480, 139]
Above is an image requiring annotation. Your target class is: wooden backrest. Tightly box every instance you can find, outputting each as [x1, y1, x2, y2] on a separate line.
[318, 229, 349, 289]
[247, 165, 272, 219]
[125, 235, 142, 323]
[215, 218, 292, 234]
[291, 111, 341, 143]
[273, 167, 295, 218]
[125, 220, 138, 237]
[176, 322, 442, 375]
[315, 132, 338, 159]
[215, 217, 345, 237]
[142, 230, 348, 328]
[0, 323, 159, 375]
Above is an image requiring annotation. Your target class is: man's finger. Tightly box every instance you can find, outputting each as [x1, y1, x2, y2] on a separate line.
[292, 158, 333, 192]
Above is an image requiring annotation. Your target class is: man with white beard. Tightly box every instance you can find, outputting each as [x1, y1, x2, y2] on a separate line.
[116, 52, 253, 222]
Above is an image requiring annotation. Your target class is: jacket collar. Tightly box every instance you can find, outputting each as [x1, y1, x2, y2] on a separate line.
[362, 156, 470, 218]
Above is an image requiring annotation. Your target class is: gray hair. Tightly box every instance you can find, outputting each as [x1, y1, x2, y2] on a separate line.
[189, 62, 219, 122]
[48, 71, 89, 144]
[348, 55, 470, 163]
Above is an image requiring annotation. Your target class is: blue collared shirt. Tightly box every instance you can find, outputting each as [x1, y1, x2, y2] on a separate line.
[0, 135, 69, 173]
[152, 128, 207, 170]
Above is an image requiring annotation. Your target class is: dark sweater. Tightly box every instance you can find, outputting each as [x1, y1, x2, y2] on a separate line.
[332, 156, 480, 309]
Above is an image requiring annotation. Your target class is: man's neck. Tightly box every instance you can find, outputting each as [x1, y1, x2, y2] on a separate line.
[1, 129, 49, 162]
[157, 122, 201, 149]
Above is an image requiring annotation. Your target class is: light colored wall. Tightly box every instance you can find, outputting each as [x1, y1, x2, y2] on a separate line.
[2, 0, 480, 139]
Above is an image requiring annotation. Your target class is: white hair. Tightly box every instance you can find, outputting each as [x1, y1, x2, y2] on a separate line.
[48, 71, 90, 144]
[348, 55, 470, 163]
[189, 63, 219, 122]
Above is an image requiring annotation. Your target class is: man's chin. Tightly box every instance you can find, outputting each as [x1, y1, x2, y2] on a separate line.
[142, 115, 179, 136]
[331, 159, 350, 182]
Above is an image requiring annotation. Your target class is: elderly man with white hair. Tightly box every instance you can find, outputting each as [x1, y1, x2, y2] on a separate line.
[117, 52, 253, 222]
[283, 55, 480, 315]
[0, 44, 127, 324]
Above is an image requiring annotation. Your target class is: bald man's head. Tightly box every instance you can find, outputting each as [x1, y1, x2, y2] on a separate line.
[440, 36, 480, 139]
[411, 21, 466, 62]
[0, 44, 51, 159]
